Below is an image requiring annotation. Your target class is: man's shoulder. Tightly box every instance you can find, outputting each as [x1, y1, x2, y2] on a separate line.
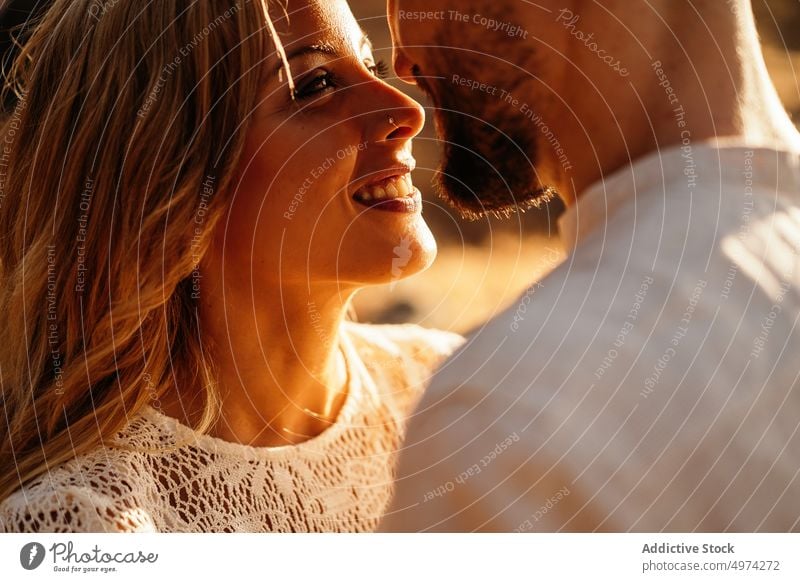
[421, 257, 688, 409]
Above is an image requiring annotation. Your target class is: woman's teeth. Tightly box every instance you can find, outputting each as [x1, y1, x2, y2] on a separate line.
[353, 174, 415, 202]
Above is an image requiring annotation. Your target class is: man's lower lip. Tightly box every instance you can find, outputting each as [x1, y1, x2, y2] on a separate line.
[353, 195, 421, 213]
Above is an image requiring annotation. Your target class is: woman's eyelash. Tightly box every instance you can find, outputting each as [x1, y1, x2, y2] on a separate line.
[292, 60, 390, 101]
[293, 71, 339, 100]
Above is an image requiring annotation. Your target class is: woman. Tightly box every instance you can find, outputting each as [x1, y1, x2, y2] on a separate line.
[0, 0, 463, 532]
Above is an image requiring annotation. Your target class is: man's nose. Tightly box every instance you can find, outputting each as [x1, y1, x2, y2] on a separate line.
[392, 46, 417, 85]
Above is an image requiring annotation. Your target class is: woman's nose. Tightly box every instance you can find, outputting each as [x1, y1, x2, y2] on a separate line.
[370, 84, 425, 143]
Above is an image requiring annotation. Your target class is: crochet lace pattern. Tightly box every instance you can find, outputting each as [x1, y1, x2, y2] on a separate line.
[0, 322, 464, 532]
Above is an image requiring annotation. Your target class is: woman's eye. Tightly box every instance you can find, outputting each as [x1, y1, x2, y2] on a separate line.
[293, 70, 338, 100]
[367, 60, 390, 79]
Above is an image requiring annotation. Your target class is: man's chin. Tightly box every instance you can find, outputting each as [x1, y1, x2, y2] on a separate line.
[429, 107, 557, 220]
[434, 159, 558, 221]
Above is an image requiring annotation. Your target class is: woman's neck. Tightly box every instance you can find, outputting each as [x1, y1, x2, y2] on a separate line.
[167, 279, 356, 448]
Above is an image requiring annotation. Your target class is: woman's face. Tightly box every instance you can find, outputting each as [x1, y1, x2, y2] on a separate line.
[216, 0, 433, 293]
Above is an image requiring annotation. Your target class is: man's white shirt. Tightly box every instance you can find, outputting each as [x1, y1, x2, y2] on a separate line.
[381, 141, 800, 532]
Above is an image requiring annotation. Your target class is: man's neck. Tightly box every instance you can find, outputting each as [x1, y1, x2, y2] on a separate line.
[554, 1, 800, 206]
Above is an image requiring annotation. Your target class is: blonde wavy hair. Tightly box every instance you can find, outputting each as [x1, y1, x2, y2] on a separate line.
[0, 0, 292, 501]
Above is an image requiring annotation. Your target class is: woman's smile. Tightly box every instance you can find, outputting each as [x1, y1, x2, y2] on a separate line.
[352, 172, 421, 213]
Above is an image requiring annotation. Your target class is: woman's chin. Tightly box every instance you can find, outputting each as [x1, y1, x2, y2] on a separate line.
[338, 223, 438, 287]
[387, 242, 438, 283]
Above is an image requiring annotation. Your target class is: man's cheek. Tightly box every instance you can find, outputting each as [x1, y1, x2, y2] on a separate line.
[395, 11, 446, 54]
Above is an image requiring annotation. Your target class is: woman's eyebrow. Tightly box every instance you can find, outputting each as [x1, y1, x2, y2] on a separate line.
[274, 41, 339, 74]
[361, 35, 373, 53]
[273, 36, 374, 77]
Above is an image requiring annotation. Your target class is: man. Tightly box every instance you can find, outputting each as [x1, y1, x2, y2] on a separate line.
[380, 0, 800, 531]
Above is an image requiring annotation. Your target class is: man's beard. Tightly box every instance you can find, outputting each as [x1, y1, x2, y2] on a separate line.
[426, 80, 557, 221]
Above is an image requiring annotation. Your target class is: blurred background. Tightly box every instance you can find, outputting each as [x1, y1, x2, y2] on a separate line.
[347, 0, 800, 334]
[1, 1, 797, 335]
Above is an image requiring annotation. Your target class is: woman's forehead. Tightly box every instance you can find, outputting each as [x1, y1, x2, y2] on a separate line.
[263, 0, 372, 86]
[269, 0, 365, 52]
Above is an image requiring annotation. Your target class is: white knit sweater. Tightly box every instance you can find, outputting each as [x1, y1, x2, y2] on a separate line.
[0, 322, 464, 533]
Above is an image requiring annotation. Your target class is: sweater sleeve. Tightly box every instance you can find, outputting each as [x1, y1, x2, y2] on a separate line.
[391, 324, 466, 370]
[0, 485, 155, 533]
[350, 323, 466, 417]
